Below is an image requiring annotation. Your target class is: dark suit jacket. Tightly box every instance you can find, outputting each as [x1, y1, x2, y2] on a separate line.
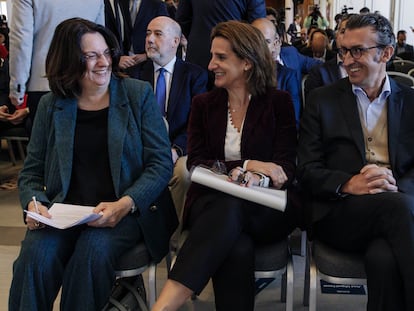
[134, 58, 208, 155]
[184, 87, 297, 222]
[396, 43, 414, 61]
[298, 77, 414, 224]
[105, 0, 131, 54]
[176, 0, 265, 69]
[277, 63, 301, 125]
[280, 46, 322, 121]
[120, 0, 168, 54]
[304, 57, 342, 99]
[299, 46, 337, 62]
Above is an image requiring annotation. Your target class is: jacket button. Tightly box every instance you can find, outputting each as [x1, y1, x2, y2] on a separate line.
[149, 205, 157, 212]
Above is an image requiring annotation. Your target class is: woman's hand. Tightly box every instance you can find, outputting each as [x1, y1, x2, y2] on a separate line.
[227, 167, 260, 188]
[26, 201, 50, 230]
[88, 196, 134, 228]
[246, 160, 288, 189]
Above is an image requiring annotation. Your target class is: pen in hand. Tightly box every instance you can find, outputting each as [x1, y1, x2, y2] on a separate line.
[32, 196, 40, 214]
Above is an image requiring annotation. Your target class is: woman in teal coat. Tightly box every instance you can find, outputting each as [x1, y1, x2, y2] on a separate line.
[9, 18, 177, 311]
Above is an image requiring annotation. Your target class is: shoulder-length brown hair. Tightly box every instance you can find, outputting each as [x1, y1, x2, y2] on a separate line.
[45, 17, 122, 98]
[211, 20, 276, 96]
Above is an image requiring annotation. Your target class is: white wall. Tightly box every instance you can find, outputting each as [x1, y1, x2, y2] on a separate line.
[395, 0, 414, 46]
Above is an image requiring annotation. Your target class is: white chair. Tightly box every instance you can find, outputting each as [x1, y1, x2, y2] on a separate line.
[408, 68, 414, 78]
[391, 59, 414, 74]
[387, 71, 414, 87]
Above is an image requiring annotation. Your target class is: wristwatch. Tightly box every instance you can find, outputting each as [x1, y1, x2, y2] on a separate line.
[252, 172, 270, 188]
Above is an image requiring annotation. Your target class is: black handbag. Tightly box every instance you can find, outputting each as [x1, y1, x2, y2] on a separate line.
[102, 275, 147, 311]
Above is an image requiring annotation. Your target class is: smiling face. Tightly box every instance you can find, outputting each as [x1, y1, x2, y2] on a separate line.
[208, 37, 251, 91]
[341, 26, 392, 95]
[80, 32, 112, 92]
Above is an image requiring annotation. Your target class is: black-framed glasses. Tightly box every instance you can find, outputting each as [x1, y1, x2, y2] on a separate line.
[337, 45, 384, 59]
[82, 48, 113, 62]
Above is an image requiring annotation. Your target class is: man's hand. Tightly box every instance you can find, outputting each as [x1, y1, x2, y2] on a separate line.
[342, 164, 398, 195]
[132, 53, 147, 65]
[119, 55, 137, 69]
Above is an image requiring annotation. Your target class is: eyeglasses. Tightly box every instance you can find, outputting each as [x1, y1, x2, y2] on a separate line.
[82, 49, 113, 62]
[337, 46, 383, 59]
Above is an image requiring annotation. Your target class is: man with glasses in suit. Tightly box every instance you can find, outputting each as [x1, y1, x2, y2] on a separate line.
[298, 13, 414, 311]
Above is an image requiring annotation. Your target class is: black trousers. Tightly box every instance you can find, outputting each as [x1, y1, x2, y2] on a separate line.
[169, 191, 299, 311]
[313, 192, 414, 311]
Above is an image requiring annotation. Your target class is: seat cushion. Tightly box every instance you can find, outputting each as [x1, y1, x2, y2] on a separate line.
[313, 240, 366, 279]
[255, 239, 289, 271]
[115, 243, 151, 271]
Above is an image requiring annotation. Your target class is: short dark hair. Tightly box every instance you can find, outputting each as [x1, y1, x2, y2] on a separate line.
[345, 13, 395, 47]
[210, 21, 275, 96]
[397, 30, 407, 37]
[46, 18, 122, 98]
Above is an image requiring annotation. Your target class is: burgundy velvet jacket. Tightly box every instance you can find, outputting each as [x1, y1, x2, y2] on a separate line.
[184, 87, 297, 223]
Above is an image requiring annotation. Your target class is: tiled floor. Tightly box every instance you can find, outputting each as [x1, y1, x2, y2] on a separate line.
[0, 148, 367, 310]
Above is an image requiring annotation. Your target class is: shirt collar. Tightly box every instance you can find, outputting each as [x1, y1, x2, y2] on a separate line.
[352, 74, 391, 102]
[153, 56, 176, 74]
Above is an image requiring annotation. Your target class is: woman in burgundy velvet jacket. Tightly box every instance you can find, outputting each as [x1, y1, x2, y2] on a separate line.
[153, 20, 299, 311]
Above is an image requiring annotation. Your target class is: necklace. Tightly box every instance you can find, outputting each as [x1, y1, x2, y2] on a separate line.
[228, 94, 251, 113]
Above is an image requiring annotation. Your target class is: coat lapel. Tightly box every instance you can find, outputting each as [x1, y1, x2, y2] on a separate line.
[168, 59, 185, 119]
[53, 98, 77, 195]
[107, 78, 129, 195]
[338, 79, 366, 162]
[387, 79, 403, 167]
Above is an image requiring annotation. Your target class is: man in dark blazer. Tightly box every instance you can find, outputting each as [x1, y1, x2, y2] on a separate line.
[299, 29, 336, 62]
[304, 14, 353, 99]
[279, 45, 321, 122]
[108, 0, 167, 71]
[298, 14, 414, 311]
[134, 16, 208, 221]
[252, 18, 301, 126]
[395, 30, 414, 61]
[175, 0, 265, 70]
[104, 0, 130, 55]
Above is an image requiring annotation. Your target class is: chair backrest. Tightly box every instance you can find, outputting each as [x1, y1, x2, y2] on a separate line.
[301, 74, 309, 109]
[303, 239, 367, 311]
[391, 59, 414, 73]
[408, 68, 414, 78]
[387, 71, 414, 87]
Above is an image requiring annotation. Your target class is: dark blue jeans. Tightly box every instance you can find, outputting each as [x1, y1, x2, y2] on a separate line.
[9, 214, 141, 311]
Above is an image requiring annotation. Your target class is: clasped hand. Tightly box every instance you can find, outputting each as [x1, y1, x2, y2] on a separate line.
[0, 105, 28, 125]
[342, 164, 398, 195]
[228, 160, 287, 189]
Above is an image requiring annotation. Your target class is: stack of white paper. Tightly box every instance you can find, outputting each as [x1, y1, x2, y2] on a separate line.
[190, 166, 286, 212]
[25, 203, 102, 229]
